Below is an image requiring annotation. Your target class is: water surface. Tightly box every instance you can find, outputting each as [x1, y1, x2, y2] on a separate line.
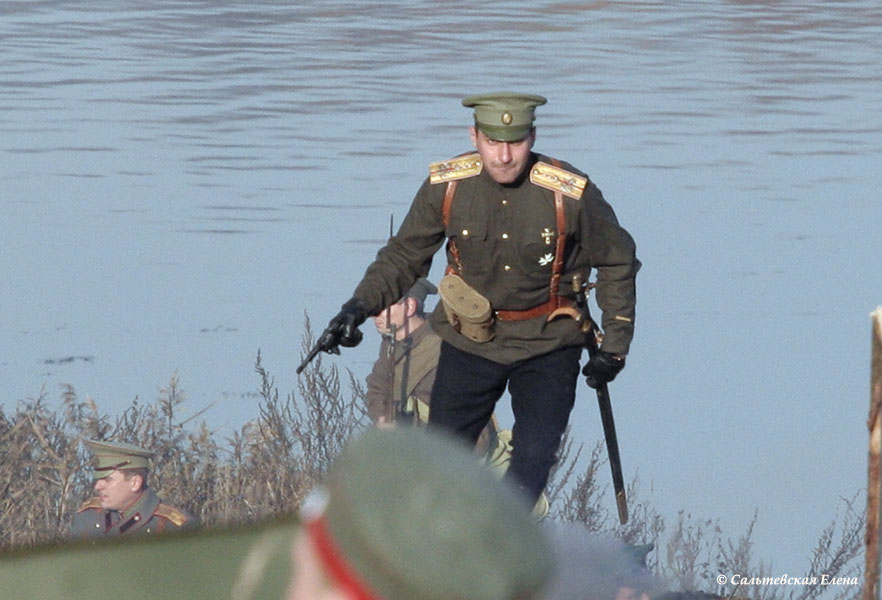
[2, 0, 881, 575]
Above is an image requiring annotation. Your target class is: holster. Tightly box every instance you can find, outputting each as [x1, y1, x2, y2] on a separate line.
[438, 273, 495, 343]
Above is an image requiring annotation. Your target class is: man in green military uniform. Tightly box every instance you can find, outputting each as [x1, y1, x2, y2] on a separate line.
[70, 439, 197, 537]
[3, 429, 552, 600]
[314, 92, 640, 505]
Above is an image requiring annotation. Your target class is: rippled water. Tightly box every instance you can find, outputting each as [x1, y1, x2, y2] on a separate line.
[2, 0, 881, 574]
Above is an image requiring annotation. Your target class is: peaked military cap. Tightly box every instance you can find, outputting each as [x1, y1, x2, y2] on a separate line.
[462, 91, 547, 142]
[403, 277, 438, 310]
[84, 439, 153, 480]
[302, 427, 554, 600]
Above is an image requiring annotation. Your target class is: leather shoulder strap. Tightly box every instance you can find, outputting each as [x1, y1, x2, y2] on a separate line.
[549, 158, 567, 302]
[442, 180, 463, 275]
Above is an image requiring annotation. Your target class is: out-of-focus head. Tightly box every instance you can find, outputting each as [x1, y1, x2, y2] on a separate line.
[294, 427, 554, 600]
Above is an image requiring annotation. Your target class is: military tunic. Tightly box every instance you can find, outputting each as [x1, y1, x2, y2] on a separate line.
[353, 152, 639, 361]
[352, 149, 638, 502]
[71, 488, 196, 538]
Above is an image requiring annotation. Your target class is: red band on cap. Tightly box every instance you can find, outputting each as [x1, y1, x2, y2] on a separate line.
[306, 515, 383, 600]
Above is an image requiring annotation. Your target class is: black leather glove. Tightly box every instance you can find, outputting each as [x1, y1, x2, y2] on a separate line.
[318, 297, 368, 354]
[582, 350, 625, 389]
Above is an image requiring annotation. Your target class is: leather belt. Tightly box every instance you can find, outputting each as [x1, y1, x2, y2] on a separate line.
[496, 296, 576, 321]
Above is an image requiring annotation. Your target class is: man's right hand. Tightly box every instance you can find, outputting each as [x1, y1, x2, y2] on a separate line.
[318, 297, 368, 354]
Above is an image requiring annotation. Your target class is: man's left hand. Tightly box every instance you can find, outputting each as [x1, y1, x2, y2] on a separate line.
[583, 350, 625, 389]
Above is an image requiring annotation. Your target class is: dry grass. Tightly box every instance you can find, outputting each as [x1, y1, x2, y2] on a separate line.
[0, 320, 864, 599]
[0, 320, 368, 545]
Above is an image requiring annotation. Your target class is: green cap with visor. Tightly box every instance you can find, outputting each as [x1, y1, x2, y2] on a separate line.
[462, 92, 547, 142]
[84, 439, 153, 480]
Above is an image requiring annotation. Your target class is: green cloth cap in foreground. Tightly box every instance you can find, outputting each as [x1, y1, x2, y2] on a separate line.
[84, 439, 154, 480]
[312, 427, 554, 600]
[0, 517, 296, 600]
[462, 91, 547, 141]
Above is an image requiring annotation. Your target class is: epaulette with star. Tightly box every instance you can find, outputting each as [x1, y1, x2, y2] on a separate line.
[530, 161, 588, 199]
[429, 153, 483, 184]
[154, 503, 190, 527]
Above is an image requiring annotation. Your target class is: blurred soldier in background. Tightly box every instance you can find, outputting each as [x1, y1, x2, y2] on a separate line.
[365, 277, 494, 452]
[365, 278, 549, 516]
[365, 277, 443, 427]
[71, 439, 196, 538]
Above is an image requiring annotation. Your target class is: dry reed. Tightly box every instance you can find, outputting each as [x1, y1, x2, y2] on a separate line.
[0, 320, 863, 599]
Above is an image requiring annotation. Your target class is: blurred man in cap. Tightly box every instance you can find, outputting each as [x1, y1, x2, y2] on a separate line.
[365, 277, 443, 426]
[70, 439, 196, 537]
[287, 427, 553, 600]
[3, 429, 552, 600]
[313, 91, 640, 505]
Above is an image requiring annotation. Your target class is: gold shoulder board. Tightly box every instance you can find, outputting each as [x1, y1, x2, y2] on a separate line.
[530, 161, 587, 199]
[77, 497, 103, 513]
[155, 503, 189, 527]
[429, 153, 483, 184]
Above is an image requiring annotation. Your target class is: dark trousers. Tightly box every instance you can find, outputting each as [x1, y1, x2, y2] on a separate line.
[428, 341, 581, 503]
